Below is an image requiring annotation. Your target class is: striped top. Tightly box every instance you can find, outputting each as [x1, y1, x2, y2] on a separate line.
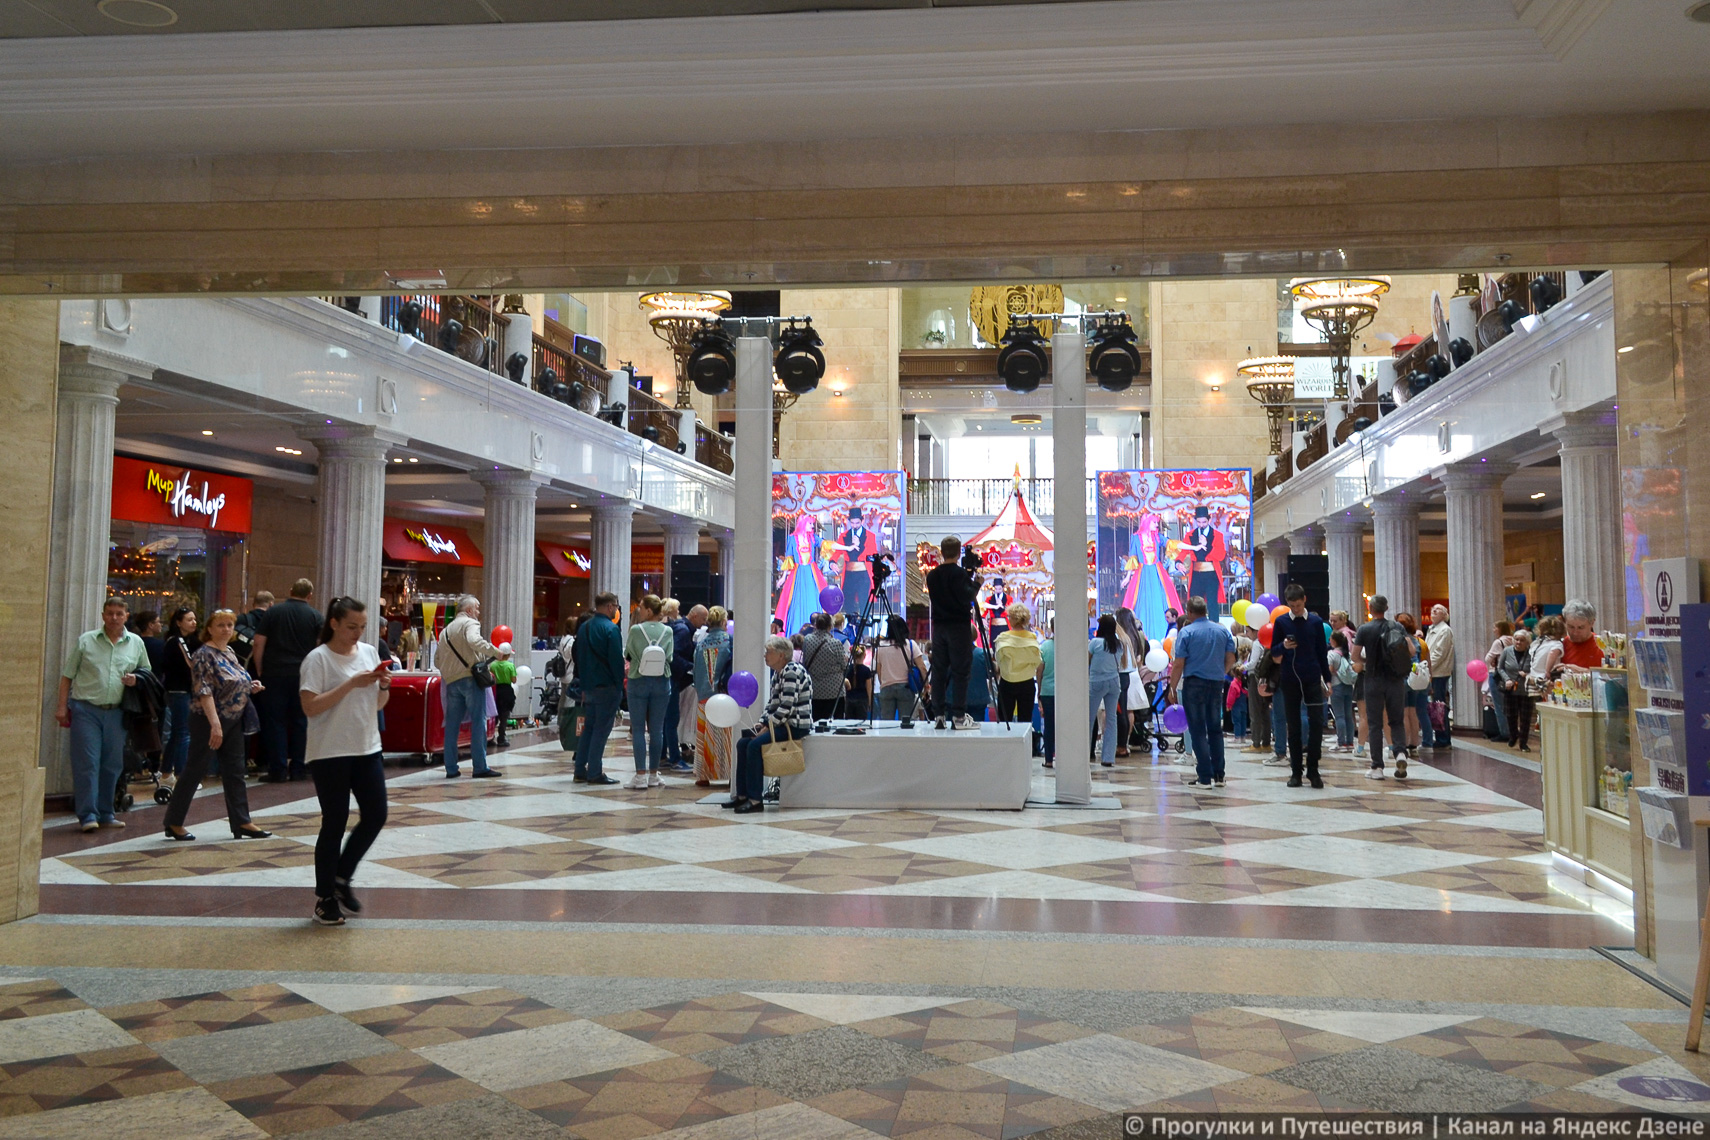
[765, 661, 814, 731]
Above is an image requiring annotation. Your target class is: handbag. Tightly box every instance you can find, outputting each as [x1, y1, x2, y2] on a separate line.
[761, 718, 806, 776]
[444, 630, 494, 689]
[1406, 661, 1432, 691]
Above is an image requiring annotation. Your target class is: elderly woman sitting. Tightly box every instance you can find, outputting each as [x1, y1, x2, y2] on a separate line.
[1557, 599, 1603, 672]
[725, 635, 814, 815]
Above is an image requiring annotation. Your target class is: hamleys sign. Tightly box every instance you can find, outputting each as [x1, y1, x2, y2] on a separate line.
[111, 456, 254, 534]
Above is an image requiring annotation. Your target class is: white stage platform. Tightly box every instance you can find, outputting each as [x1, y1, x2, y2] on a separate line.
[777, 721, 1033, 810]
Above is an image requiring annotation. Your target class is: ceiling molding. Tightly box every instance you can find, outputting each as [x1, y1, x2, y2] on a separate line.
[1513, 0, 1612, 58]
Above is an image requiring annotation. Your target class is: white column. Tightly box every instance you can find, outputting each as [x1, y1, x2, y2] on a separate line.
[474, 468, 540, 646]
[359, 296, 384, 324]
[733, 337, 773, 708]
[1262, 537, 1290, 595]
[1052, 327, 1090, 806]
[502, 311, 533, 387]
[1323, 512, 1367, 623]
[1439, 461, 1515, 729]
[591, 501, 636, 637]
[716, 531, 736, 606]
[661, 518, 703, 599]
[1370, 492, 1422, 621]
[1547, 411, 1622, 630]
[301, 426, 392, 610]
[40, 354, 127, 795]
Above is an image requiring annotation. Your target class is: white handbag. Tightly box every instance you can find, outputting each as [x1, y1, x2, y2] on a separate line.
[1406, 661, 1432, 691]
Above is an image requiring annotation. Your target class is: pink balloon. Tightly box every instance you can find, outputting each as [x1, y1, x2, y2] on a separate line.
[1465, 659, 1489, 684]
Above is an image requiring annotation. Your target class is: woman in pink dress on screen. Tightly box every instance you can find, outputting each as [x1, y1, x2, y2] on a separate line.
[1120, 514, 1179, 640]
[774, 514, 826, 633]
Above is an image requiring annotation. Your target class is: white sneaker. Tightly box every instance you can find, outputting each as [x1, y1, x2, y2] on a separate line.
[626, 773, 649, 790]
[1263, 755, 1288, 767]
[647, 771, 664, 788]
[1364, 768, 1386, 780]
[1353, 744, 1368, 758]
[952, 715, 979, 731]
[1394, 757, 1408, 780]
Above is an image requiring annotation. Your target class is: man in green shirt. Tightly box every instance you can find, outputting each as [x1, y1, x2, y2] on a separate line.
[54, 598, 151, 832]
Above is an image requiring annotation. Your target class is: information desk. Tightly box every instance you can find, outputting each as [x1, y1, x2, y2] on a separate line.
[1537, 702, 1632, 888]
[777, 721, 1033, 810]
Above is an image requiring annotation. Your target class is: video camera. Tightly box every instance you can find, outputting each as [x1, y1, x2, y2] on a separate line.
[868, 551, 892, 586]
[959, 545, 983, 574]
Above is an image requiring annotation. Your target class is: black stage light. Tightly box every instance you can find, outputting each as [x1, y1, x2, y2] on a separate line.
[1497, 299, 1527, 331]
[642, 425, 660, 443]
[1529, 275, 1562, 313]
[1350, 416, 1373, 433]
[676, 441, 688, 455]
[1425, 354, 1450, 380]
[505, 352, 528, 383]
[436, 318, 463, 354]
[597, 401, 627, 428]
[1087, 315, 1142, 392]
[535, 365, 559, 397]
[395, 300, 423, 337]
[774, 318, 825, 395]
[1447, 337, 1474, 367]
[686, 322, 738, 395]
[568, 381, 584, 406]
[996, 318, 1049, 393]
[1405, 369, 1433, 397]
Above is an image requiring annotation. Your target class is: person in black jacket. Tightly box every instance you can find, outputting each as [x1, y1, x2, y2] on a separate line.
[1270, 584, 1332, 788]
[925, 537, 983, 730]
[161, 608, 199, 781]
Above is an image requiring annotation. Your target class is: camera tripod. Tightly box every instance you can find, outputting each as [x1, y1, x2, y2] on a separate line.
[855, 555, 899, 727]
[971, 597, 1010, 730]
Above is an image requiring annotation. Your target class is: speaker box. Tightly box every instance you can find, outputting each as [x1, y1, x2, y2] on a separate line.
[670, 555, 713, 610]
[1285, 554, 1330, 618]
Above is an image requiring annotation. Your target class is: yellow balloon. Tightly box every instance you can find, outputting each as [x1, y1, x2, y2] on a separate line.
[1231, 599, 1250, 625]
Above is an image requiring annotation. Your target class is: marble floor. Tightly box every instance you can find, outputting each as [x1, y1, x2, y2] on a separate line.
[5, 731, 1696, 1135]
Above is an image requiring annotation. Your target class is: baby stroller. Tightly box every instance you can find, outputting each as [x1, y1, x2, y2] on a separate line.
[1140, 675, 1186, 755]
[536, 672, 561, 727]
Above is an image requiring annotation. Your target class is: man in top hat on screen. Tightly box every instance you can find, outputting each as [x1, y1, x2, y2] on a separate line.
[838, 506, 879, 615]
[1180, 505, 1228, 621]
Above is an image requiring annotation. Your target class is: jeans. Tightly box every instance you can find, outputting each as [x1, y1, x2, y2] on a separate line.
[441, 676, 491, 776]
[1281, 680, 1326, 778]
[1488, 673, 1509, 739]
[929, 624, 974, 719]
[1427, 676, 1452, 746]
[68, 699, 126, 824]
[1505, 689, 1535, 748]
[1248, 687, 1271, 749]
[161, 691, 193, 778]
[1364, 674, 1409, 764]
[164, 713, 254, 832]
[876, 683, 915, 721]
[1182, 676, 1227, 784]
[628, 675, 672, 772]
[734, 724, 790, 801]
[308, 752, 388, 899]
[1090, 674, 1122, 766]
[996, 678, 1036, 724]
[574, 685, 622, 779]
[1330, 682, 1356, 747]
[662, 680, 684, 765]
[1231, 691, 1249, 738]
[260, 680, 307, 779]
[1270, 691, 1288, 757]
[1040, 694, 1056, 763]
[1409, 685, 1431, 744]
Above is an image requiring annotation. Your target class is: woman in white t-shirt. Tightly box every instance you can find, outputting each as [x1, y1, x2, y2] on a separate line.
[299, 596, 391, 927]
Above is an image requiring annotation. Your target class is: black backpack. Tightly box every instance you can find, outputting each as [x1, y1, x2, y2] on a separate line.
[1378, 620, 1413, 679]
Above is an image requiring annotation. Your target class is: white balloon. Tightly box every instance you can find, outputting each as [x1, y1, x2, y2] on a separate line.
[704, 693, 744, 729]
[1244, 605, 1267, 630]
[498, 641, 513, 654]
[1144, 647, 1170, 672]
[514, 665, 533, 687]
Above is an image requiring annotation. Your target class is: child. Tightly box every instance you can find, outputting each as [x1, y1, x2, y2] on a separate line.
[489, 656, 518, 748]
[845, 645, 873, 721]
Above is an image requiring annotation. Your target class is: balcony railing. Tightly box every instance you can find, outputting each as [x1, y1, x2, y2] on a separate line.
[907, 477, 1093, 517]
[625, 384, 681, 454]
[696, 426, 733, 475]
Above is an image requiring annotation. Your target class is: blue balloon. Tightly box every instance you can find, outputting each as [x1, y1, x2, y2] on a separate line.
[818, 585, 844, 613]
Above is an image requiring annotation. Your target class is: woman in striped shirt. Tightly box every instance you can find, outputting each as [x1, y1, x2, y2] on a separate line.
[726, 636, 813, 814]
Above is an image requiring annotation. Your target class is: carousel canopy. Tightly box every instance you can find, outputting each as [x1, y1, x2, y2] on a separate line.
[969, 488, 1053, 551]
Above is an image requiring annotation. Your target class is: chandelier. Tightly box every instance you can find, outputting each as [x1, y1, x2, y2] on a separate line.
[640, 291, 732, 409]
[1288, 276, 1390, 400]
[1239, 356, 1297, 456]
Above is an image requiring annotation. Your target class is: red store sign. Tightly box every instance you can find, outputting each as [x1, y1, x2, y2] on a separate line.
[111, 455, 254, 534]
[538, 543, 592, 579]
[383, 518, 484, 566]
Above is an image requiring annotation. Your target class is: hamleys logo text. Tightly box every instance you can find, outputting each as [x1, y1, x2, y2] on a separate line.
[146, 468, 227, 530]
[405, 527, 460, 559]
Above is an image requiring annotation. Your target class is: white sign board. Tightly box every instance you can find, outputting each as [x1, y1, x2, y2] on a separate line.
[1644, 557, 1700, 638]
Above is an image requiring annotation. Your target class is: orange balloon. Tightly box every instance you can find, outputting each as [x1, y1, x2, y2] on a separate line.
[1162, 637, 1174, 656]
[1270, 604, 1289, 621]
[1258, 623, 1275, 648]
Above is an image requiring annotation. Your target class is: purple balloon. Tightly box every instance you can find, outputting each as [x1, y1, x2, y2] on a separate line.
[1256, 593, 1280, 611]
[818, 585, 844, 613]
[1161, 704, 1188, 734]
[728, 671, 760, 708]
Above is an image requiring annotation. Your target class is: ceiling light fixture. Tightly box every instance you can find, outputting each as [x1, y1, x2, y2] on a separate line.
[97, 0, 178, 27]
[1087, 314, 1142, 392]
[773, 318, 826, 395]
[685, 321, 738, 395]
[640, 290, 732, 408]
[408, 457, 419, 463]
[1618, 345, 1636, 353]
[996, 317, 1049, 393]
[1530, 492, 1547, 500]
[1690, 0, 1710, 23]
[1239, 356, 1297, 456]
[201, 429, 213, 436]
[1011, 412, 1043, 426]
[1288, 276, 1390, 399]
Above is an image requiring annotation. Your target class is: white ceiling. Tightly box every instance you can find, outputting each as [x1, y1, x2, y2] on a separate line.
[0, 0, 1704, 161]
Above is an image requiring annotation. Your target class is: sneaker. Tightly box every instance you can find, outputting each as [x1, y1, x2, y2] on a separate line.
[1406, 746, 1419, 761]
[312, 897, 345, 927]
[473, 769, 504, 779]
[79, 819, 98, 833]
[1353, 744, 1368, 759]
[1394, 757, 1408, 780]
[1286, 776, 1303, 788]
[1213, 778, 1227, 788]
[99, 818, 126, 830]
[587, 775, 619, 786]
[1364, 768, 1386, 780]
[1242, 745, 1270, 754]
[933, 717, 948, 731]
[1263, 756, 1288, 767]
[332, 877, 362, 914]
[1182, 775, 1211, 786]
[952, 715, 979, 731]
[626, 773, 649, 790]
[647, 771, 664, 788]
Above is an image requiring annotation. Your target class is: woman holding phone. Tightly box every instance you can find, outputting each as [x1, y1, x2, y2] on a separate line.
[161, 609, 272, 842]
[299, 596, 391, 927]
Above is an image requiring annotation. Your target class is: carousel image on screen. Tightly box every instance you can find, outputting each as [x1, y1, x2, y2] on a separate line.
[772, 471, 906, 638]
[1094, 469, 1253, 633]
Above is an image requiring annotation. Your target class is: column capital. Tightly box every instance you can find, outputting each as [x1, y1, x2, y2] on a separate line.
[1322, 510, 1368, 536]
[1369, 492, 1423, 520]
[1434, 460, 1517, 492]
[471, 466, 543, 498]
[1540, 409, 1617, 452]
[591, 499, 639, 523]
[58, 345, 150, 396]
[298, 423, 401, 462]
[660, 516, 704, 539]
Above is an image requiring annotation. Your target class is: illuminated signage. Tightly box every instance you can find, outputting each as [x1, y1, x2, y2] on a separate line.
[383, 518, 483, 566]
[404, 526, 460, 560]
[111, 455, 254, 534]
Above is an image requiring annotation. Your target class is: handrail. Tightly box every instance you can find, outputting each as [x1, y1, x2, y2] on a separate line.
[906, 477, 1093, 516]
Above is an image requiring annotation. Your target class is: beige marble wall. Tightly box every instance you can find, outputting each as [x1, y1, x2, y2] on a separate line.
[575, 292, 722, 427]
[778, 288, 901, 473]
[0, 300, 54, 922]
[1148, 279, 1274, 471]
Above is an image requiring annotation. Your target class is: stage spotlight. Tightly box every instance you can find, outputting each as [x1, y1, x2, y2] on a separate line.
[505, 352, 528, 383]
[686, 322, 737, 395]
[1529, 275, 1562, 313]
[597, 401, 627, 428]
[1424, 354, 1450, 381]
[1087, 315, 1142, 392]
[642, 425, 661, 444]
[774, 318, 825, 395]
[1447, 337, 1474, 367]
[996, 318, 1049, 393]
[536, 366, 566, 401]
[1497, 299, 1527, 331]
[676, 441, 688, 455]
[1350, 416, 1373, 433]
[436, 318, 463, 354]
[395, 300, 423, 337]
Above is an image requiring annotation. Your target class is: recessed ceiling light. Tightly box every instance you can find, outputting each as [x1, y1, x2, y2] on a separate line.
[408, 457, 419, 463]
[391, 458, 403, 464]
[1011, 412, 1043, 425]
[200, 429, 213, 436]
[97, 0, 178, 27]
[1530, 491, 1547, 500]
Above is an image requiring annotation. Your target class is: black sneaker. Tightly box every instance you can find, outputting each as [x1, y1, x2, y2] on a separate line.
[473, 769, 504, 779]
[313, 897, 345, 927]
[332, 877, 361, 914]
[586, 775, 618, 786]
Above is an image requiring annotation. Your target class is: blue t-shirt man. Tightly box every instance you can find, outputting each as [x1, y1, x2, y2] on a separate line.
[1173, 615, 1236, 681]
[1169, 608, 1236, 786]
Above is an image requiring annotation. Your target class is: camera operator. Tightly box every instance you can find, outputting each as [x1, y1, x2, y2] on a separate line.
[925, 537, 983, 730]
